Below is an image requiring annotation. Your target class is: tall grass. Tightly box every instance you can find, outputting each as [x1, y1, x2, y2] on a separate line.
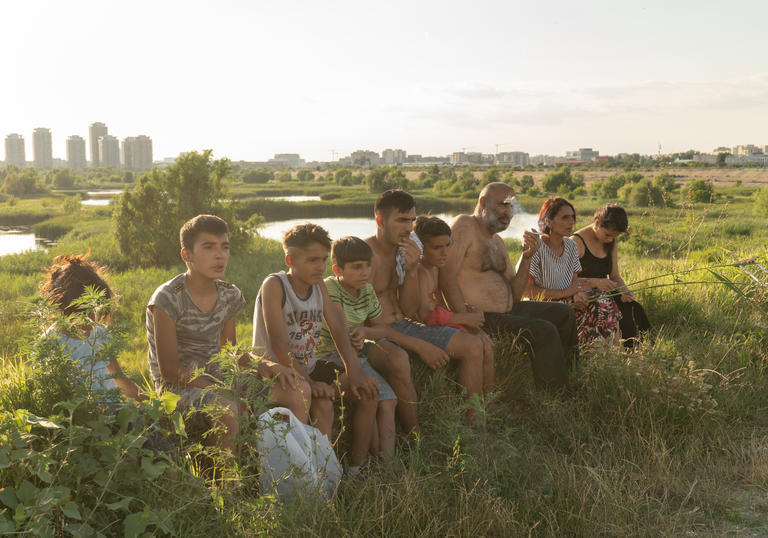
[2, 188, 768, 535]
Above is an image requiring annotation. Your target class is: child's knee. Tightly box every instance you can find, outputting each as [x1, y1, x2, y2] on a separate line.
[379, 399, 397, 415]
[389, 350, 412, 380]
[311, 396, 333, 420]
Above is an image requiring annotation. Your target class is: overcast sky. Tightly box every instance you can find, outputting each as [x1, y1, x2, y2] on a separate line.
[2, 0, 767, 162]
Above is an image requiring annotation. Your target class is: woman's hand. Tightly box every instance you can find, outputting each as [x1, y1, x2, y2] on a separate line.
[595, 278, 619, 292]
[573, 291, 589, 309]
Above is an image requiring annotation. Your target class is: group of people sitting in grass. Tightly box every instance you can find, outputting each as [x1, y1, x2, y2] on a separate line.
[40, 182, 650, 475]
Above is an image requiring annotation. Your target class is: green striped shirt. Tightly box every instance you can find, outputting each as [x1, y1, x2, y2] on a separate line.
[316, 276, 382, 355]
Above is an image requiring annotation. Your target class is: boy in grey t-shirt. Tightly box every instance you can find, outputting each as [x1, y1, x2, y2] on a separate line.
[147, 215, 309, 454]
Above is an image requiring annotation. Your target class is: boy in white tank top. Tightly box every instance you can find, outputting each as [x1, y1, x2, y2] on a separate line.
[253, 223, 380, 471]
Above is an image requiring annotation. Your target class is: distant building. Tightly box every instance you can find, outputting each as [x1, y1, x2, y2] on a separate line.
[732, 144, 761, 156]
[712, 146, 731, 154]
[89, 122, 108, 167]
[350, 150, 380, 167]
[382, 148, 406, 165]
[66, 135, 87, 169]
[98, 135, 120, 168]
[121, 135, 153, 170]
[496, 151, 529, 167]
[565, 148, 599, 161]
[33, 128, 53, 169]
[530, 155, 557, 166]
[4, 133, 26, 166]
[268, 153, 304, 168]
[451, 152, 467, 165]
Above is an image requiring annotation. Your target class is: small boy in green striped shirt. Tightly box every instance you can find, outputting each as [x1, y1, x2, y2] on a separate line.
[315, 236, 401, 460]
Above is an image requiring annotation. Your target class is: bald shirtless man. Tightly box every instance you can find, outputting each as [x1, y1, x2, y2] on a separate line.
[365, 189, 486, 428]
[439, 182, 577, 390]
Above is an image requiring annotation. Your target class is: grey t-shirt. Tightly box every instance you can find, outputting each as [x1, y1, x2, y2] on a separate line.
[146, 273, 245, 392]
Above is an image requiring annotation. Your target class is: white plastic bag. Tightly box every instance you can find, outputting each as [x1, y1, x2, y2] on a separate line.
[256, 407, 341, 500]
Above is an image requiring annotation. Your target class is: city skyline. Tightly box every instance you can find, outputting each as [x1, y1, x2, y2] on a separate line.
[2, 0, 767, 163]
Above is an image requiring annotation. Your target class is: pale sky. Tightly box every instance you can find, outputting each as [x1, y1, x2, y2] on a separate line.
[2, 0, 767, 162]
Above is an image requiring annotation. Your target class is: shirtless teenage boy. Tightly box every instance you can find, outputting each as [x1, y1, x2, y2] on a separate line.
[366, 189, 485, 423]
[438, 182, 577, 390]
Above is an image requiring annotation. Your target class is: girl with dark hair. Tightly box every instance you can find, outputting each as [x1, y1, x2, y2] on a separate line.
[523, 197, 621, 346]
[571, 204, 651, 348]
[40, 253, 143, 401]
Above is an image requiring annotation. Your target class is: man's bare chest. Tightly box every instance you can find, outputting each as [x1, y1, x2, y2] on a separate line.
[466, 238, 508, 273]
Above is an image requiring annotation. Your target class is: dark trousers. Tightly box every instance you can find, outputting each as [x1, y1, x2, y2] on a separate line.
[484, 301, 577, 390]
[613, 298, 651, 347]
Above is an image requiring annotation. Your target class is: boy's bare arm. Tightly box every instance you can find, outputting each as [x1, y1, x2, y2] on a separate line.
[321, 282, 379, 400]
[397, 237, 422, 319]
[415, 265, 436, 322]
[105, 359, 145, 401]
[260, 276, 312, 381]
[365, 315, 450, 370]
[439, 219, 471, 313]
[151, 306, 214, 389]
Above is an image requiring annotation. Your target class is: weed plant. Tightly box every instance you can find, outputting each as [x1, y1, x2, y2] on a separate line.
[2, 184, 768, 535]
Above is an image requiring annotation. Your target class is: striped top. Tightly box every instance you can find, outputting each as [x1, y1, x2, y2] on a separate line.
[316, 276, 382, 355]
[146, 273, 245, 392]
[528, 236, 582, 290]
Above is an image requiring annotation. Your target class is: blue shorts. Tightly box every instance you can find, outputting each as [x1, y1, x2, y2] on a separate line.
[390, 319, 458, 350]
[314, 352, 397, 402]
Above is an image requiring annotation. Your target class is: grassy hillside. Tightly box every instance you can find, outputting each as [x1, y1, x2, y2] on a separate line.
[1, 186, 768, 536]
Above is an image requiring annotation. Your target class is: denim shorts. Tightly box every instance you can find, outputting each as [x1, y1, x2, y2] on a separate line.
[390, 319, 458, 350]
[314, 352, 397, 402]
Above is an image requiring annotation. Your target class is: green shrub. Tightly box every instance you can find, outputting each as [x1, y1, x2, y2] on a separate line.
[682, 179, 714, 203]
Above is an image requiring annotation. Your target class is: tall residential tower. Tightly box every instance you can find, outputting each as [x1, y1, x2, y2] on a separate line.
[89, 122, 108, 167]
[66, 135, 87, 169]
[4, 134, 26, 166]
[32, 128, 53, 169]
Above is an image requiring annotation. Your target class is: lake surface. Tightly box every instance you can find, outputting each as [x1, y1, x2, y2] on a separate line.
[257, 213, 540, 243]
[263, 195, 322, 202]
[0, 229, 43, 256]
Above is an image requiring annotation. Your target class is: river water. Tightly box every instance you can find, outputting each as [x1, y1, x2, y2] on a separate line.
[1, 195, 540, 256]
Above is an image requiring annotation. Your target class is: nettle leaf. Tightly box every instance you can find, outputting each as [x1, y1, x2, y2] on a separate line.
[124, 509, 150, 538]
[141, 457, 167, 479]
[0, 513, 15, 533]
[160, 392, 180, 414]
[15, 480, 37, 505]
[0, 488, 17, 510]
[105, 496, 133, 511]
[170, 411, 186, 438]
[24, 415, 63, 430]
[65, 522, 95, 537]
[61, 501, 82, 520]
[35, 468, 54, 484]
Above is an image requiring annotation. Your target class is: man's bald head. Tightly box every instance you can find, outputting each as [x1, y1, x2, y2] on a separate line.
[477, 182, 514, 210]
[475, 182, 515, 234]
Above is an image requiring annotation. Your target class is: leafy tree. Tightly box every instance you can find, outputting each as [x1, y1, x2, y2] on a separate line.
[682, 179, 714, 203]
[619, 179, 664, 207]
[365, 167, 404, 193]
[1, 167, 45, 196]
[542, 166, 576, 193]
[274, 171, 293, 182]
[653, 173, 676, 193]
[296, 170, 315, 181]
[52, 169, 76, 189]
[481, 167, 500, 185]
[242, 169, 273, 184]
[716, 153, 729, 166]
[440, 167, 457, 182]
[113, 150, 242, 267]
[591, 172, 643, 199]
[519, 175, 534, 189]
[334, 168, 353, 186]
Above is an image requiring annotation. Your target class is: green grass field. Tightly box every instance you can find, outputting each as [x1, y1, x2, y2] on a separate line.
[2, 183, 768, 536]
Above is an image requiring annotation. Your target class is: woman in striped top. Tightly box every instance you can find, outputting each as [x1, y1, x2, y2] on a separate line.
[523, 197, 621, 346]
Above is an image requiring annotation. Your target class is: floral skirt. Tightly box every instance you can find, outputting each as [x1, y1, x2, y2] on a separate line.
[559, 292, 621, 346]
